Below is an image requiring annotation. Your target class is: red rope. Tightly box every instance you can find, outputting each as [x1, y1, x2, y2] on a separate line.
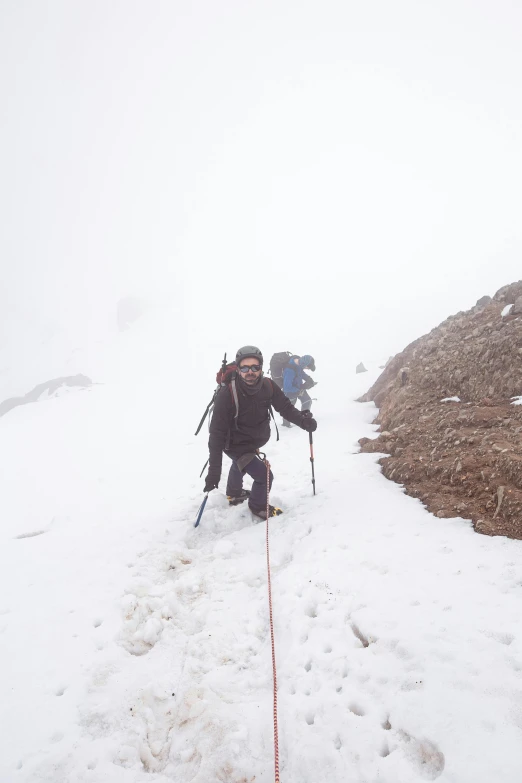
[265, 458, 280, 783]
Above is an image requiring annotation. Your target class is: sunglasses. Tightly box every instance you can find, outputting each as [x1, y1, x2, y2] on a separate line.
[239, 364, 262, 373]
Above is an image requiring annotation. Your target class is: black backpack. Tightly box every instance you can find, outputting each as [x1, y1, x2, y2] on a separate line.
[269, 351, 296, 387]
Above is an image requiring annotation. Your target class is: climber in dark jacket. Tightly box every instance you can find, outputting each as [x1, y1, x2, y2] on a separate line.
[204, 345, 317, 519]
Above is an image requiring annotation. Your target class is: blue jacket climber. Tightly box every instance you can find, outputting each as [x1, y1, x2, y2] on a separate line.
[281, 355, 316, 426]
[283, 355, 315, 396]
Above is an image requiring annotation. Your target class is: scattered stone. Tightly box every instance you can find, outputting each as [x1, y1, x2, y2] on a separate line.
[512, 296, 522, 315]
[356, 362, 367, 374]
[493, 486, 505, 519]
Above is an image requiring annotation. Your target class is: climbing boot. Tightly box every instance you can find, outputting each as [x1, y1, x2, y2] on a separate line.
[249, 504, 283, 521]
[227, 489, 251, 506]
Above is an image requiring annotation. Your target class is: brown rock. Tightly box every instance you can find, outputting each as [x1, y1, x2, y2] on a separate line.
[358, 280, 522, 540]
[512, 296, 522, 315]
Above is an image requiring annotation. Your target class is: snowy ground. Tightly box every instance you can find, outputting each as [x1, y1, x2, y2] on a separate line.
[1, 348, 522, 783]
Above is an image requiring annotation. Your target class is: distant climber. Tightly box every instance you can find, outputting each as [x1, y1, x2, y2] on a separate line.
[280, 354, 317, 428]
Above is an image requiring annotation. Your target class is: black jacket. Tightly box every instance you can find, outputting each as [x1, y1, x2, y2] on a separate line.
[208, 374, 308, 478]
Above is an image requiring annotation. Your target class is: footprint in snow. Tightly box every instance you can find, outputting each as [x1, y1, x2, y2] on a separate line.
[397, 730, 445, 780]
[401, 678, 423, 691]
[350, 622, 371, 648]
[486, 630, 515, 646]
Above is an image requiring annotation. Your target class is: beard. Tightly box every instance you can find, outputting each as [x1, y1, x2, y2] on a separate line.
[238, 372, 264, 395]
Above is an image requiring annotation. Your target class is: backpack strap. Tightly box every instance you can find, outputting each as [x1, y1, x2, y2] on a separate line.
[221, 376, 239, 451]
[229, 377, 240, 427]
[266, 378, 279, 442]
[227, 376, 280, 442]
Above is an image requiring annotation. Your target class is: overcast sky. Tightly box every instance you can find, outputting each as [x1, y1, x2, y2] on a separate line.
[1, 0, 522, 369]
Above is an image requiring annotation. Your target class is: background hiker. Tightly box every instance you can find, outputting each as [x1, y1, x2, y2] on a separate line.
[281, 354, 317, 427]
[204, 345, 317, 520]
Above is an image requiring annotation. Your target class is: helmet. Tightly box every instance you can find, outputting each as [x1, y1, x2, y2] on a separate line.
[236, 345, 263, 365]
[299, 354, 315, 371]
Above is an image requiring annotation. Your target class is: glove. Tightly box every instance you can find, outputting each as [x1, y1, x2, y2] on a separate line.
[300, 414, 317, 433]
[302, 378, 316, 390]
[203, 470, 220, 493]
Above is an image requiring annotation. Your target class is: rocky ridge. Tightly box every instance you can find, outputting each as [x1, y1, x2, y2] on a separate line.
[358, 281, 522, 540]
[0, 374, 92, 418]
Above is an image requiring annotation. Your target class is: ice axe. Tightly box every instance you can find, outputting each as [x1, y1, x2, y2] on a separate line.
[194, 493, 209, 528]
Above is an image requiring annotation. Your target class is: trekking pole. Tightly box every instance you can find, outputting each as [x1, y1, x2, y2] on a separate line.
[309, 432, 316, 495]
[199, 458, 209, 478]
[194, 493, 209, 528]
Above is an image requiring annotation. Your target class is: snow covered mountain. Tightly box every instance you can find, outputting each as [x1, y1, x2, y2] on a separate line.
[1, 312, 522, 783]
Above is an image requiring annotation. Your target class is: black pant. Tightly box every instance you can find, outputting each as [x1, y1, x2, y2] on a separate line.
[226, 455, 274, 511]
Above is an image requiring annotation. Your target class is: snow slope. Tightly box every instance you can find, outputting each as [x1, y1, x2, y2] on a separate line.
[1, 338, 522, 783]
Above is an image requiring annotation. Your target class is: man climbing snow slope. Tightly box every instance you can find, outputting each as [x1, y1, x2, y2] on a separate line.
[204, 345, 317, 520]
